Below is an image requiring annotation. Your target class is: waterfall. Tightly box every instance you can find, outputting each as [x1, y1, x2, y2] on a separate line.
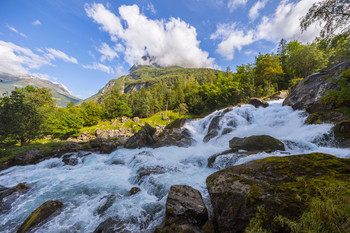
[1, 100, 349, 232]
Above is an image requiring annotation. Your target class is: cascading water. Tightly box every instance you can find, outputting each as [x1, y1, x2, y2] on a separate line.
[1, 100, 349, 232]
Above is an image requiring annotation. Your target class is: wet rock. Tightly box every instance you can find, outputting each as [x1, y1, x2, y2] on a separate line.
[52, 142, 82, 157]
[97, 195, 116, 216]
[153, 128, 195, 148]
[93, 217, 131, 233]
[333, 120, 350, 148]
[17, 200, 63, 233]
[165, 118, 188, 130]
[62, 152, 91, 166]
[100, 141, 120, 154]
[263, 90, 289, 101]
[283, 60, 350, 114]
[165, 185, 208, 227]
[14, 150, 42, 165]
[133, 166, 169, 184]
[206, 153, 350, 233]
[221, 128, 233, 135]
[130, 187, 141, 195]
[249, 98, 269, 108]
[0, 183, 29, 214]
[229, 135, 285, 152]
[203, 108, 234, 143]
[125, 124, 156, 149]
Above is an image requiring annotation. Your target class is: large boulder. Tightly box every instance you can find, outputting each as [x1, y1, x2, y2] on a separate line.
[206, 153, 350, 233]
[0, 183, 29, 214]
[248, 98, 269, 108]
[203, 107, 233, 143]
[156, 185, 209, 232]
[152, 118, 195, 148]
[263, 90, 289, 101]
[17, 200, 63, 233]
[229, 135, 285, 152]
[283, 60, 350, 114]
[52, 142, 82, 157]
[125, 124, 156, 149]
[14, 150, 43, 165]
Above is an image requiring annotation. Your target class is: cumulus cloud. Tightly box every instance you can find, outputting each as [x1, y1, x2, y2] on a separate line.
[146, 3, 157, 14]
[249, 0, 268, 21]
[83, 63, 115, 74]
[98, 42, 121, 62]
[7, 25, 27, 38]
[210, 24, 254, 60]
[0, 40, 51, 76]
[33, 20, 41, 26]
[227, 0, 248, 12]
[85, 3, 215, 68]
[212, 0, 322, 60]
[45, 48, 78, 64]
[255, 0, 322, 42]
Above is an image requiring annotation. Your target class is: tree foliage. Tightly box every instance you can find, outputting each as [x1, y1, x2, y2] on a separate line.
[300, 0, 350, 37]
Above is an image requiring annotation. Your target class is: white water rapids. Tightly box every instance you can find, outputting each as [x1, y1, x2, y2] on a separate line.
[1, 100, 349, 232]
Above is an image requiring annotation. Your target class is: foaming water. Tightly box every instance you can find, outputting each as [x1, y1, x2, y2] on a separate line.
[1, 101, 349, 232]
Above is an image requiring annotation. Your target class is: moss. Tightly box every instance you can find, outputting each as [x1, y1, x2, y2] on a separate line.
[305, 113, 323, 124]
[247, 185, 262, 205]
[226, 176, 255, 185]
[202, 221, 215, 233]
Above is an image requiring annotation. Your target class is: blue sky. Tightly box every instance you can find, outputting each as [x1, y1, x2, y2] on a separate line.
[0, 0, 322, 99]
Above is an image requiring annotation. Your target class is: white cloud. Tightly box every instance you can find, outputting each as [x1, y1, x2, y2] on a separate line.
[146, 3, 157, 14]
[83, 63, 115, 74]
[255, 0, 322, 42]
[227, 0, 248, 12]
[33, 20, 41, 26]
[212, 0, 322, 60]
[0, 40, 51, 76]
[249, 0, 268, 21]
[7, 25, 27, 38]
[45, 48, 78, 64]
[85, 3, 216, 68]
[98, 42, 119, 62]
[211, 24, 254, 60]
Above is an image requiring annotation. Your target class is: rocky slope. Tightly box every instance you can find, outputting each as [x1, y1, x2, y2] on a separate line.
[0, 72, 80, 107]
[283, 59, 350, 147]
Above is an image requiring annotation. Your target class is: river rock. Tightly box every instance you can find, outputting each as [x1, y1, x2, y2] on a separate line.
[203, 108, 233, 143]
[17, 200, 63, 233]
[52, 142, 82, 157]
[125, 124, 156, 149]
[263, 90, 289, 101]
[206, 153, 350, 233]
[14, 150, 42, 165]
[130, 187, 141, 195]
[283, 60, 350, 113]
[249, 98, 269, 108]
[96, 195, 116, 216]
[165, 185, 208, 227]
[229, 135, 285, 152]
[93, 217, 131, 233]
[0, 183, 29, 214]
[153, 128, 194, 148]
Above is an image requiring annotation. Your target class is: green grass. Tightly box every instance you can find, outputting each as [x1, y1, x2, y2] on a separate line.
[0, 141, 67, 163]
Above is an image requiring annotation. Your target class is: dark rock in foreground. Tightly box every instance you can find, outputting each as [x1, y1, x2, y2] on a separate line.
[130, 187, 141, 195]
[0, 183, 29, 214]
[229, 135, 285, 152]
[17, 200, 63, 233]
[249, 98, 269, 108]
[125, 124, 156, 149]
[206, 153, 350, 233]
[156, 185, 208, 232]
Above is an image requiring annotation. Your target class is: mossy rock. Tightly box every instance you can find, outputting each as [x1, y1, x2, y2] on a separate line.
[17, 200, 63, 233]
[206, 153, 350, 233]
[165, 118, 188, 130]
[229, 135, 285, 152]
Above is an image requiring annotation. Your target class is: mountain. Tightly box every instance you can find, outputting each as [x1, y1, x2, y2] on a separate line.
[85, 65, 221, 103]
[0, 72, 80, 107]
